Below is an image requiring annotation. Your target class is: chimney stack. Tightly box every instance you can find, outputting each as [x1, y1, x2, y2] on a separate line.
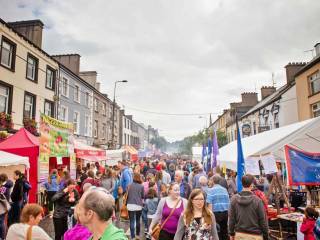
[8, 20, 44, 48]
[79, 71, 99, 90]
[52, 54, 81, 75]
[260, 86, 276, 100]
[241, 92, 258, 107]
[284, 62, 306, 85]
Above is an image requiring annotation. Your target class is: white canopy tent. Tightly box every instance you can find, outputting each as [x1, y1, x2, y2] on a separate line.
[0, 150, 30, 178]
[217, 117, 320, 171]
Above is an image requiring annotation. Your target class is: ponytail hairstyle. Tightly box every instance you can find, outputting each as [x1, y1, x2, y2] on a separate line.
[305, 207, 319, 220]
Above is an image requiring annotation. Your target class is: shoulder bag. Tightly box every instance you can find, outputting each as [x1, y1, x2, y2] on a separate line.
[0, 193, 11, 215]
[120, 185, 130, 220]
[26, 225, 33, 240]
[151, 198, 181, 240]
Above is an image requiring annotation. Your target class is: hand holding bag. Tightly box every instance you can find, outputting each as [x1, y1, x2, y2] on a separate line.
[151, 198, 181, 240]
[120, 186, 130, 220]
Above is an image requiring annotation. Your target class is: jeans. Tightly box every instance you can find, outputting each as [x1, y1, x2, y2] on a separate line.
[0, 214, 5, 240]
[8, 201, 22, 226]
[142, 207, 148, 229]
[128, 210, 142, 239]
[214, 211, 229, 240]
[53, 216, 68, 240]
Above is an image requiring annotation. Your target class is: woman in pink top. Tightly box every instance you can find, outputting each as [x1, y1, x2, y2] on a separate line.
[149, 182, 187, 240]
[142, 173, 158, 196]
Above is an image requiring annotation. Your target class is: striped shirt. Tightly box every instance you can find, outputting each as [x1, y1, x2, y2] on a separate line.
[206, 184, 230, 212]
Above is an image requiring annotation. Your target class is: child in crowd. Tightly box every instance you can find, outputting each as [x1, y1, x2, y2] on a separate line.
[144, 188, 159, 239]
[300, 206, 319, 240]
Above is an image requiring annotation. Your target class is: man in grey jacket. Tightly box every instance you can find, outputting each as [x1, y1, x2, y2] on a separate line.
[228, 174, 269, 240]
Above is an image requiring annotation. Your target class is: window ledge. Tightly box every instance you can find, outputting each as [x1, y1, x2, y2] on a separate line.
[309, 92, 320, 98]
[0, 64, 15, 72]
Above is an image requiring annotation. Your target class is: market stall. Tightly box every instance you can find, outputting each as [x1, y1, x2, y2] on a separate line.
[217, 117, 320, 170]
[0, 150, 30, 179]
[0, 128, 38, 203]
[74, 140, 107, 162]
[123, 145, 138, 161]
[105, 149, 125, 166]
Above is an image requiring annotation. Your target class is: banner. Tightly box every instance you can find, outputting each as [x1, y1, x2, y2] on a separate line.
[285, 145, 320, 186]
[261, 154, 278, 174]
[245, 156, 260, 176]
[39, 114, 74, 182]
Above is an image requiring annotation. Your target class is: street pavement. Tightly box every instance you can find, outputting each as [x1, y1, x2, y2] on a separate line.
[39, 213, 146, 240]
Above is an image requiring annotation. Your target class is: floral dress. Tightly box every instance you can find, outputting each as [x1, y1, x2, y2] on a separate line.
[184, 217, 213, 240]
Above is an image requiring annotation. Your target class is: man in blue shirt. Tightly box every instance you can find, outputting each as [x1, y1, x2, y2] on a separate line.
[207, 174, 230, 240]
[174, 170, 191, 199]
[119, 161, 133, 193]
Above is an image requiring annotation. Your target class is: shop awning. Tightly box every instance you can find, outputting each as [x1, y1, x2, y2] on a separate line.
[124, 145, 138, 155]
[74, 140, 107, 162]
[217, 117, 320, 171]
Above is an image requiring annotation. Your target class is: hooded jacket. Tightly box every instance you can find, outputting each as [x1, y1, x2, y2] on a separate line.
[300, 217, 316, 240]
[229, 191, 269, 240]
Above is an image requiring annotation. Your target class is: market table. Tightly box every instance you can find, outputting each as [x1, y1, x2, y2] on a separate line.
[277, 213, 304, 240]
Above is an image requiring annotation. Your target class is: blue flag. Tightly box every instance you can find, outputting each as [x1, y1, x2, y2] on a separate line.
[236, 120, 245, 192]
[285, 145, 320, 185]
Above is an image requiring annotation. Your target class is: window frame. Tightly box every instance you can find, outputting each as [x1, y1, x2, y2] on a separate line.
[94, 120, 98, 138]
[23, 91, 36, 119]
[73, 110, 80, 135]
[312, 102, 320, 118]
[0, 80, 13, 114]
[61, 77, 69, 98]
[84, 114, 90, 137]
[0, 36, 16, 72]
[26, 53, 39, 83]
[102, 123, 106, 139]
[44, 99, 54, 117]
[102, 102, 107, 116]
[73, 84, 80, 103]
[85, 92, 90, 107]
[59, 105, 68, 122]
[94, 98, 98, 112]
[45, 65, 56, 91]
[309, 71, 320, 96]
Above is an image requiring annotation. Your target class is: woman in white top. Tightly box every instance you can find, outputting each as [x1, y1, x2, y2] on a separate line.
[6, 203, 52, 240]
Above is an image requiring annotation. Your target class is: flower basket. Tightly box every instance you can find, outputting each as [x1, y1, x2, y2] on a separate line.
[23, 118, 38, 136]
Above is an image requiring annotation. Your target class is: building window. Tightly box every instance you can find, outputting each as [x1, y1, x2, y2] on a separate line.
[102, 123, 106, 139]
[26, 53, 38, 82]
[94, 98, 98, 112]
[84, 114, 90, 136]
[74, 84, 80, 103]
[94, 120, 98, 138]
[46, 66, 55, 90]
[24, 92, 36, 119]
[312, 102, 320, 118]
[253, 122, 256, 135]
[102, 103, 106, 116]
[61, 77, 69, 97]
[0, 83, 12, 114]
[85, 92, 90, 107]
[124, 133, 126, 145]
[73, 111, 80, 134]
[310, 71, 320, 95]
[0, 36, 16, 71]
[60, 105, 68, 121]
[44, 100, 54, 117]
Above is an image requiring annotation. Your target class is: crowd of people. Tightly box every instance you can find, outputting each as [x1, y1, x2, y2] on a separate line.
[1, 157, 320, 239]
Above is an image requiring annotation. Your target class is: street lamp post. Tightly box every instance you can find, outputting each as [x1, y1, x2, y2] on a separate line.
[111, 80, 128, 149]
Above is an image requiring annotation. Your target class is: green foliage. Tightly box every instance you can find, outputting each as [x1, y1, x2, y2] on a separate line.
[169, 129, 228, 155]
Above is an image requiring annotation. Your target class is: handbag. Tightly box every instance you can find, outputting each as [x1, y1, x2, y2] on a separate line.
[235, 232, 263, 240]
[151, 198, 181, 240]
[0, 193, 11, 215]
[26, 225, 32, 240]
[120, 186, 130, 220]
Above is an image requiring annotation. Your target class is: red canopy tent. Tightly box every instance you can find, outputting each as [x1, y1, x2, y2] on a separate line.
[0, 128, 39, 203]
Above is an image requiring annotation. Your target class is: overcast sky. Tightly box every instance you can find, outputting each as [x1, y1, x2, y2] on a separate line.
[1, 0, 319, 141]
